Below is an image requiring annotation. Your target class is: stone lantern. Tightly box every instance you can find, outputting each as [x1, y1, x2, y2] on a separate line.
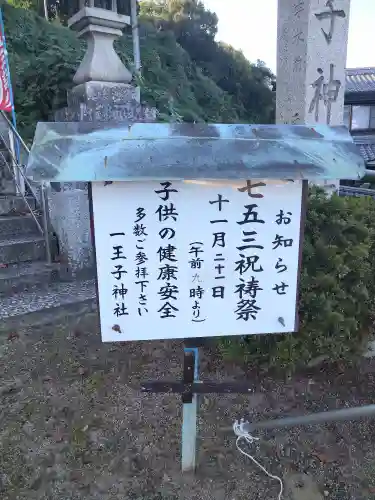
[68, 0, 133, 86]
[48, 0, 156, 278]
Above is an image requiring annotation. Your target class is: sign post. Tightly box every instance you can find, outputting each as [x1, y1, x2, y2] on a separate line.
[26, 121, 365, 473]
[181, 347, 199, 472]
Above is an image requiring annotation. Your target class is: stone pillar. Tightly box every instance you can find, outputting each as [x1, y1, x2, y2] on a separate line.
[276, 0, 351, 192]
[50, 4, 157, 278]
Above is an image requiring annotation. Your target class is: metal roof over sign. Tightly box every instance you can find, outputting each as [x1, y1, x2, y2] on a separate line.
[26, 122, 365, 183]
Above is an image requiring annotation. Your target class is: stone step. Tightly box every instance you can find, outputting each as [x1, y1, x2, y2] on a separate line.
[0, 279, 97, 333]
[0, 156, 14, 179]
[0, 195, 36, 216]
[0, 261, 61, 297]
[0, 214, 42, 237]
[0, 235, 45, 265]
[0, 178, 17, 194]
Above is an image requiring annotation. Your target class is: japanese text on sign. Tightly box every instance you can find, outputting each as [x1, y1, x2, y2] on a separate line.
[91, 180, 304, 342]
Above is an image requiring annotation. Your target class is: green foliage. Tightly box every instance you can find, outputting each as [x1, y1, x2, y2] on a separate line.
[139, 0, 275, 123]
[1, 1, 84, 139]
[1, 0, 270, 140]
[115, 23, 239, 123]
[219, 189, 375, 373]
[3, 0, 275, 127]
[139, 0, 218, 39]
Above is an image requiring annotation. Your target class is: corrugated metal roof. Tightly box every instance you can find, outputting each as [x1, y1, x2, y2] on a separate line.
[346, 68, 375, 93]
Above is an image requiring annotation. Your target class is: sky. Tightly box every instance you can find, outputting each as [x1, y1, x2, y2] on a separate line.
[203, 0, 375, 72]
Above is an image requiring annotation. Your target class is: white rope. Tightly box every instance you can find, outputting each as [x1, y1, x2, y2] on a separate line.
[233, 419, 283, 500]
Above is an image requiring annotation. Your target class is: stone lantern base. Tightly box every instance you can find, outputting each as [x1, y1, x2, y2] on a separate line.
[67, 81, 139, 107]
[54, 82, 156, 122]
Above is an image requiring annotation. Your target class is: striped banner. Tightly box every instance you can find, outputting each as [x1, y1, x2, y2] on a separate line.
[0, 11, 12, 112]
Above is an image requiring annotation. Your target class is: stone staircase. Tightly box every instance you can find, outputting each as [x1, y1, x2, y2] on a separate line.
[0, 135, 97, 334]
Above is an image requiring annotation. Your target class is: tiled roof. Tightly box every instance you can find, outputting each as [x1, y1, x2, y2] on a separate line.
[346, 68, 375, 93]
[358, 143, 375, 162]
[352, 136, 375, 162]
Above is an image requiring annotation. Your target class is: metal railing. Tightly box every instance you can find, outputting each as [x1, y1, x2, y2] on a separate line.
[0, 111, 52, 264]
[219, 403, 375, 436]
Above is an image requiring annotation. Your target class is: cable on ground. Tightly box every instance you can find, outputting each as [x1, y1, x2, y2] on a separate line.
[233, 419, 283, 500]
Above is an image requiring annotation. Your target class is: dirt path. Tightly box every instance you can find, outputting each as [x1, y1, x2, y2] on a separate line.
[0, 314, 374, 499]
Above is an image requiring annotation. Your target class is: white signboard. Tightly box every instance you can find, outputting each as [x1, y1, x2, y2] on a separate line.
[91, 180, 304, 342]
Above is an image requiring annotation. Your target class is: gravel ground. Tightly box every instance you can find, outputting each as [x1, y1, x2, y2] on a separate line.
[1, 313, 375, 500]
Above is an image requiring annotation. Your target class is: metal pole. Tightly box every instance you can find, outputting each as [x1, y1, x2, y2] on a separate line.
[43, 0, 48, 20]
[241, 404, 375, 434]
[8, 127, 24, 195]
[130, 0, 141, 76]
[41, 183, 52, 265]
[10, 107, 19, 165]
[181, 347, 199, 473]
[0, 110, 29, 153]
